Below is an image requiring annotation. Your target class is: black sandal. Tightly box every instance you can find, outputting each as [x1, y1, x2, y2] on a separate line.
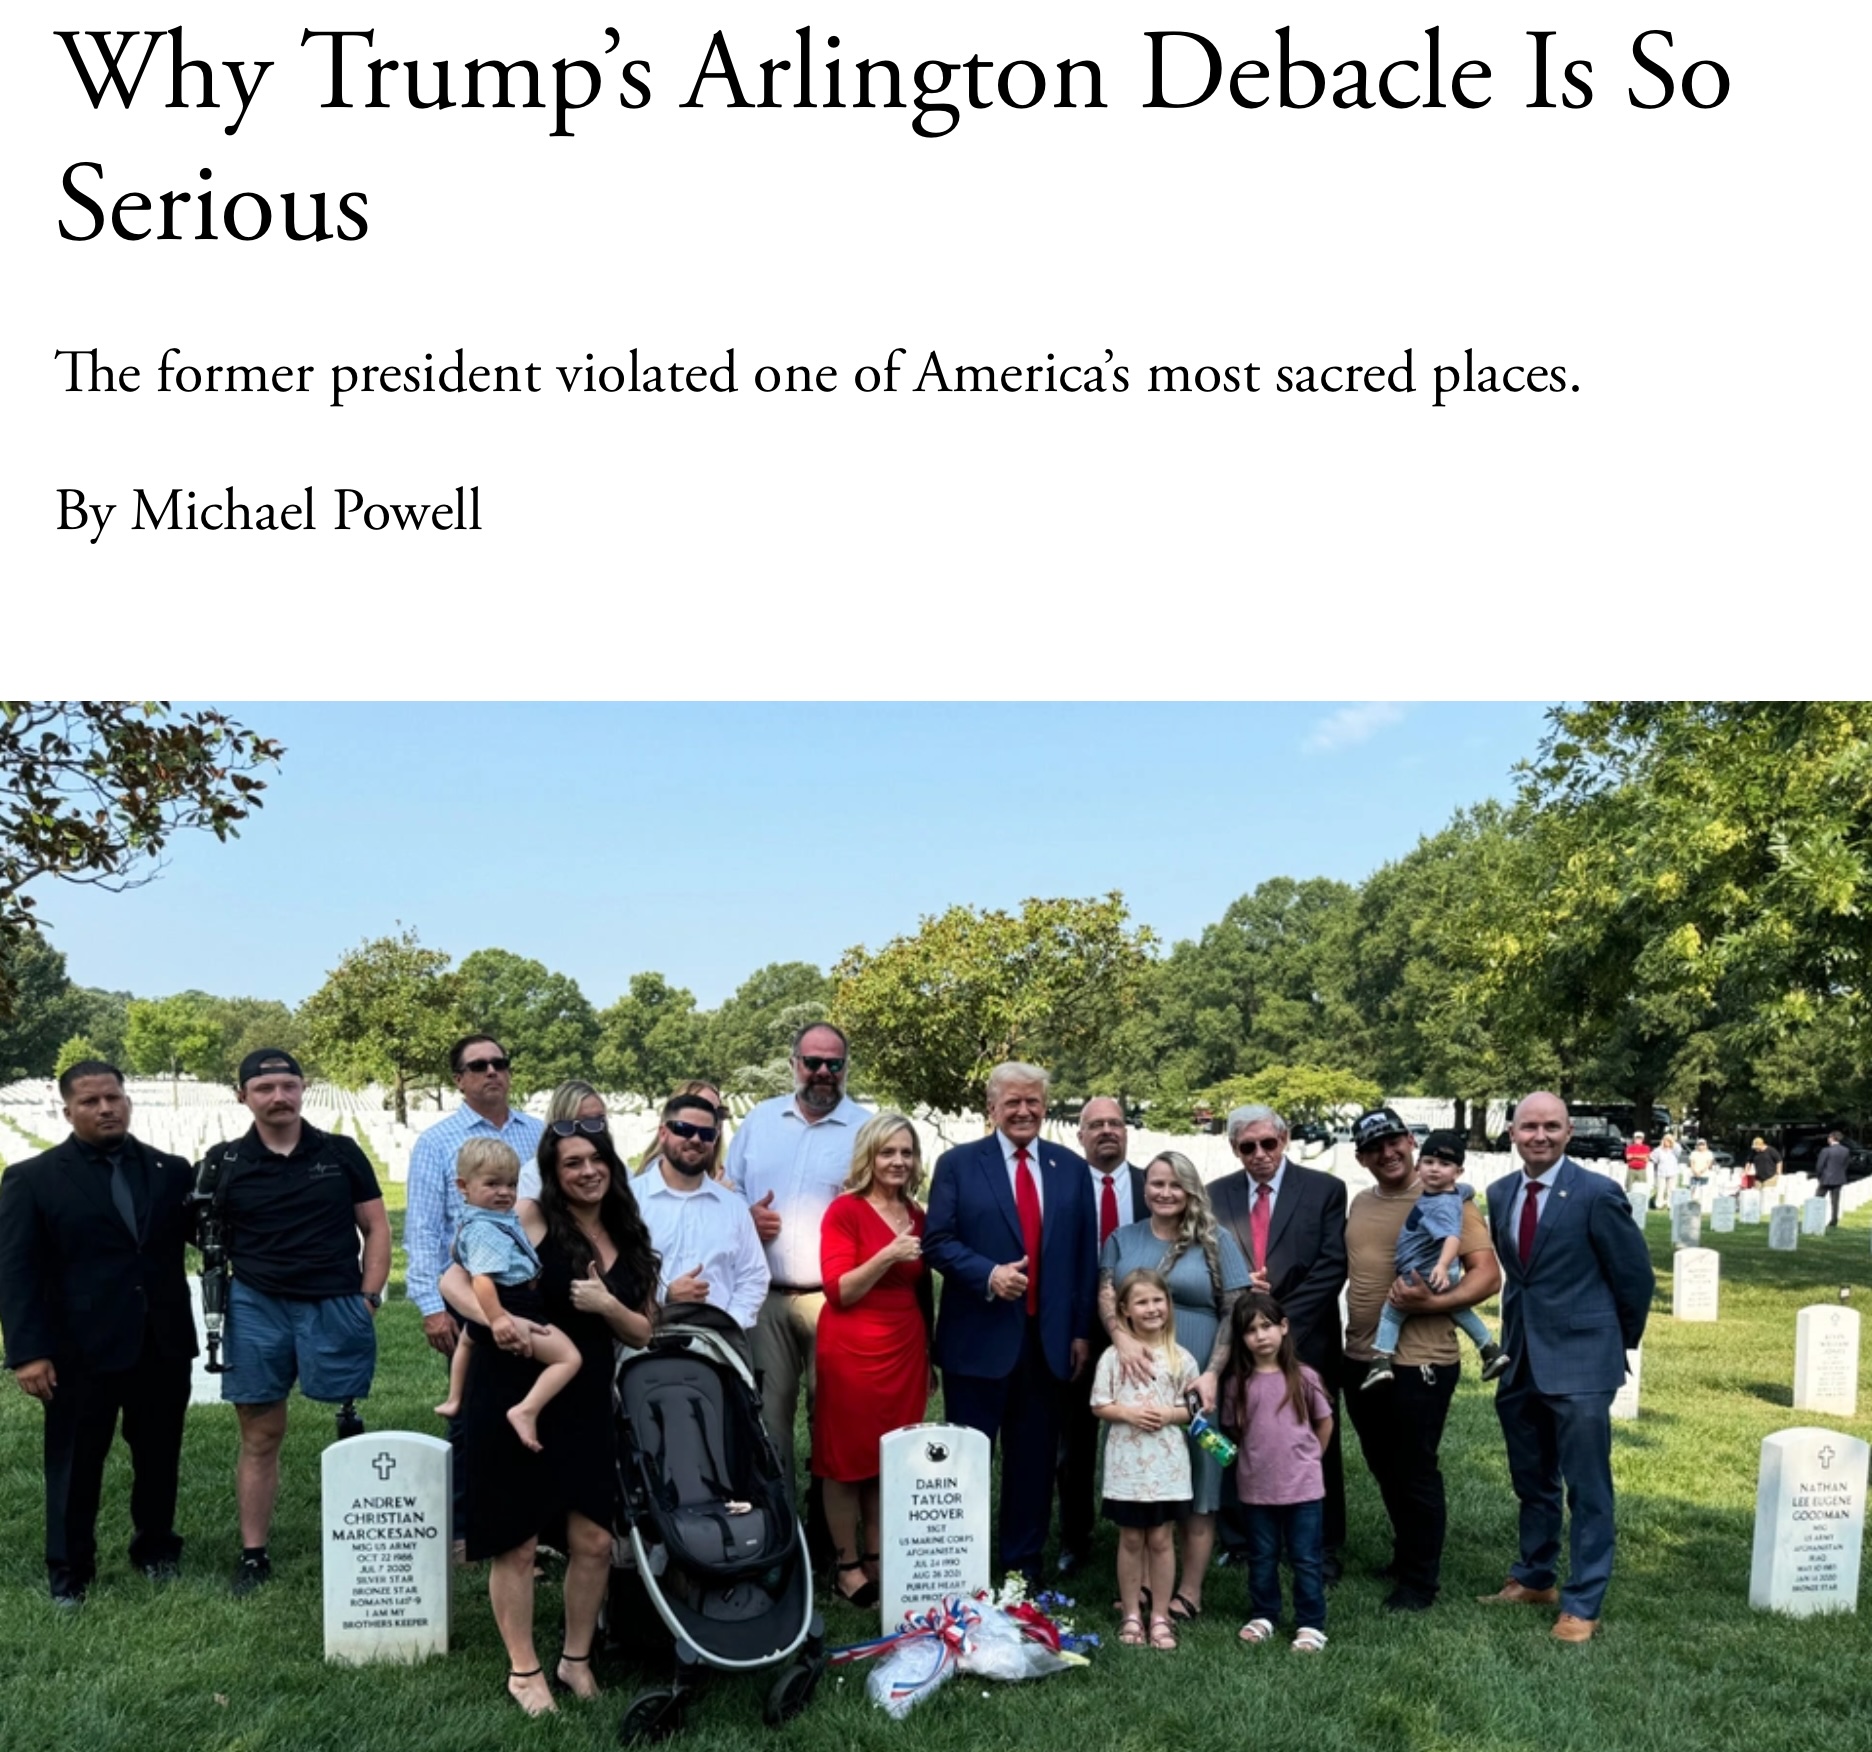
[1167, 1592, 1202, 1623]
[506, 1668, 554, 1717]
[554, 1651, 598, 1698]
[835, 1560, 880, 1608]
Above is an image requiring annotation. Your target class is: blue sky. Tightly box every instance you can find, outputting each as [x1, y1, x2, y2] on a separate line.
[37, 702, 1557, 1008]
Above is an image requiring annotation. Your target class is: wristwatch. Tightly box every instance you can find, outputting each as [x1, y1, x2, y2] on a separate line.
[364, 1291, 383, 1309]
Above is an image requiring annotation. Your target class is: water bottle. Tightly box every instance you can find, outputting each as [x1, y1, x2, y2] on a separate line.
[1184, 1392, 1237, 1468]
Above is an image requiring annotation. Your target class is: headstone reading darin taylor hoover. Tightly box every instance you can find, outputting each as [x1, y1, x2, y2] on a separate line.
[879, 1423, 991, 1628]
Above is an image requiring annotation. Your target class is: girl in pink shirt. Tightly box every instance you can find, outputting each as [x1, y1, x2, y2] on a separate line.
[1220, 1291, 1334, 1653]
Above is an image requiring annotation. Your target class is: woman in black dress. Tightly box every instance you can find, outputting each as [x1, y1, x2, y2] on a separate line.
[445, 1123, 658, 1715]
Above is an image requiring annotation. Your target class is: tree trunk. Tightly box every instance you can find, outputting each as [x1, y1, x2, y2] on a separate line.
[1452, 1096, 1468, 1138]
[394, 1069, 408, 1127]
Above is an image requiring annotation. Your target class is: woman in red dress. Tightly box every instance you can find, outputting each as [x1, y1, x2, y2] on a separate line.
[815, 1111, 934, 1608]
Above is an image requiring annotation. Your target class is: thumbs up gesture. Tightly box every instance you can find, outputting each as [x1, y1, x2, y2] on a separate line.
[751, 1188, 783, 1241]
[568, 1260, 612, 1314]
[991, 1254, 1031, 1301]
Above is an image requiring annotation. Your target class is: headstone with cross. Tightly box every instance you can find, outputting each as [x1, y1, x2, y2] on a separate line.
[1794, 1305, 1861, 1418]
[1748, 1427, 1868, 1615]
[322, 1431, 451, 1663]
[1672, 1247, 1719, 1321]
[879, 1422, 991, 1629]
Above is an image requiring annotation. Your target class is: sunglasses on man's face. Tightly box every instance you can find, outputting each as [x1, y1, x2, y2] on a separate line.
[549, 1117, 608, 1137]
[1237, 1136, 1286, 1156]
[666, 1120, 719, 1144]
[461, 1056, 511, 1074]
[798, 1056, 845, 1074]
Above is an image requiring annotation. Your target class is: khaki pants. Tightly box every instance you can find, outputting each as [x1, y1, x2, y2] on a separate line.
[752, 1288, 825, 1495]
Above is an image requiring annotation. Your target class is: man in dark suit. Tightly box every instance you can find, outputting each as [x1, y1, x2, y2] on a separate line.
[1055, 1095, 1147, 1574]
[925, 1061, 1097, 1584]
[1481, 1091, 1654, 1643]
[1815, 1130, 1851, 1228]
[0, 1060, 198, 1606]
[1209, 1103, 1349, 1575]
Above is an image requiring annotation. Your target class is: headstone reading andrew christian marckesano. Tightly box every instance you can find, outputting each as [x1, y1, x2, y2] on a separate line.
[323, 1432, 450, 1663]
[1794, 1305, 1861, 1419]
[1769, 1205, 1799, 1251]
[1740, 1187, 1762, 1225]
[1610, 1347, 1642, 1421]
[1672, 1247, 1719, 1321]
[1711, 1194, 1737, 1234]
[1748, 1428, 1868, 1616]
[880, 1423, 990, 1627]
[1802, 1197, 1830, 1237]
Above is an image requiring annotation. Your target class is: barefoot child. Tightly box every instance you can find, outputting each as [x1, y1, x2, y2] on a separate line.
[1223, 1292, 1333, 1654]
[433, 1139, 579, 1452]
[1090, 1269, 1198, 1652]
[1360, 1130, 1507, 1389]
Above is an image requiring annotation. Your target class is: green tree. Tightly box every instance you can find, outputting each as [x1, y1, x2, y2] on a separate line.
[594, 972, 708, 1106]
[204, 995, 313, 1084]
[53, 1035, 102, 1078]
[300, 927, 464, 1123]
[455, 947, 600, 1096]
[831, 892, 1156, 1115]
[707, 962, 829, 1076]
[1195, 1063, 1382, 1130]
[64, 985, 130, 1067]
[124, 993, 224, 1103]
[0, 701, 282, 1011]
[0, 930, 89, 1078]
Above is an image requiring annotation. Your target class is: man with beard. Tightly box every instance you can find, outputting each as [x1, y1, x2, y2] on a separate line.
[0, 1061, 198, 1606]
[1055, 1096, 1146, 1574]
[727, 1023, 873, 1497]
[641, 1092, 770, 1328]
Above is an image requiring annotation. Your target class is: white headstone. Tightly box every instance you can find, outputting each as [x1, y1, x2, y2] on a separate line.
[880, 1423, 991, 1626]
[322, 1432, 451, 1663]
[1794, 1306, 1861, 1418]
[1610, 1347, 1643, 1421]
[1740, 1188, 1763, 1225]
[1627, 1190, 1649, 1230]
[1670, 1188, 1692, 1216]
[1802, 1198, 1830, 1237]
[1749, 1428, 1868, 1616]
[1672, 1247, 1720, 1321]
[1769, 1206, 1800, 1251]
[1672, 1201, 1703, 1248]
[1711, 1195, 1737, 1234]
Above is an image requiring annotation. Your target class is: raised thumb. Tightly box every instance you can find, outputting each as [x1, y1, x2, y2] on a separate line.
[756, 1190, 775, 1206]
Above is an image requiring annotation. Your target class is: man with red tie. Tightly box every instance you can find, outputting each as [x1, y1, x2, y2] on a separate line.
[1054, 1097, 1146, 1575]
[1208, 1104, 1348, 1578]
[1480, 1091, 1653, 1643]
[924, 1062, 1097, 1585]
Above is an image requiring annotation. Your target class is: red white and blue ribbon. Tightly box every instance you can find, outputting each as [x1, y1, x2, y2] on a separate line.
[828, 1596, 983, 1707]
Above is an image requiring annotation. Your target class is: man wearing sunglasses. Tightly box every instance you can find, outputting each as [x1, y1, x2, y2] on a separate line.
[726, 1022, 873, 1504]
[1209, 1104, 1349, 1581]
[641, 1093, 770, 1330]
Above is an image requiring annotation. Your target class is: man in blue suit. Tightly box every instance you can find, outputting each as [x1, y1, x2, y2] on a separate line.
[1481, 1091, 1654, 1643]
[925, 1062, 1096, 1584]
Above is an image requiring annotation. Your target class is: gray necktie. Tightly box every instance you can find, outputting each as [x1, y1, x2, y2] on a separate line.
[107, 1151, 140, 1240]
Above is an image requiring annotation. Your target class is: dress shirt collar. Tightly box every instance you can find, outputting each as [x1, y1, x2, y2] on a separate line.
[781, 1093, 867, 1129]
[646, 1168, 726, 1202]
[998, 1130, 1043, 1168]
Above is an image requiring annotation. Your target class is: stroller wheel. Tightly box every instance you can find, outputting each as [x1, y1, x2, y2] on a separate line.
[619, 1687, 683, 1745]
[762, 1657, 822, 1727]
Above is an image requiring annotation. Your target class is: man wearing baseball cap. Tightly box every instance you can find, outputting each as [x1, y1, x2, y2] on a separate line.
[200, 1050, 388, 1596]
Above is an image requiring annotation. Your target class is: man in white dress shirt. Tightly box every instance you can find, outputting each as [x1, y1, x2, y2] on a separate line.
[639, 1093, 770, 1330]
[726, 1022, 873, 1496]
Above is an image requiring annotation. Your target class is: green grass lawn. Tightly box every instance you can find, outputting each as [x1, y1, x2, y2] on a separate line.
[2, 1184, 1866, 1752]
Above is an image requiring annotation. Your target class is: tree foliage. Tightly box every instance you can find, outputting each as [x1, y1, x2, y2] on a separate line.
[594, 972, 708, 1107]
[0, 701, 282, 1012]
[0, 931, 94, 1079]
[1195, 1063, 1383, 1130]
[300, 927, 463, 1123]
[124, 993, 224, 1102]
[54, 1035, 102, 1077]
[706, 961, 830, 1088]
[455, 947, 599, 1096]
[832, 892, 1156, 1114]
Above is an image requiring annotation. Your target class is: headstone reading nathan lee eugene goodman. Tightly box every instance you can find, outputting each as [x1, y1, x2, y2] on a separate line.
[1671, 1247, 1720, 1322]
[323, 1432, 451, 1663]
[879, 1423, 991, 1628]
[1793, 1305, 1861, 1419]
[1749, 1428, 1868, 1616]
[1769, 1205, 1800, 1251]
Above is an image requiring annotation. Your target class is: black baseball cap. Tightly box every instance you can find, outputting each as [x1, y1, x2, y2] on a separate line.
[1419, 1129, 1467, 1167]
[238, 1048, 304, 1088]
[1352, 1107, 1412, 1151]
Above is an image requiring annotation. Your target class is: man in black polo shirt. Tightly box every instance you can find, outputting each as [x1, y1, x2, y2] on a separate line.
[207, 1049, 389, 1596]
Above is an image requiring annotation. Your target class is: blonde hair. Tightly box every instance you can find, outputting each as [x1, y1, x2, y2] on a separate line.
[457, 1137, 521, 1185]
[1115, 1267, 1179, 1357]
[545, 1080, 604, 1124]
[1146, 1151, 1224, 1309]
[845, 1112, 924, 1200]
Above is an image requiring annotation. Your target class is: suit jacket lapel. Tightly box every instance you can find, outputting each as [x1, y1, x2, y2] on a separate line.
[1264, 1164, 1302, 1259]
[984, 1135, 1024, 1249]
[1525, 1158, 1576, 1272]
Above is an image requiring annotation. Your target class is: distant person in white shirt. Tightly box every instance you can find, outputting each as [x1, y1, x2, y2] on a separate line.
[727, 1023, 872, 1496]
[639, 1093, 769, 1329]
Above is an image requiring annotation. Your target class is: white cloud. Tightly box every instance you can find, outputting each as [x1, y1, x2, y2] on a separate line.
[1303, 702, 1407, 753]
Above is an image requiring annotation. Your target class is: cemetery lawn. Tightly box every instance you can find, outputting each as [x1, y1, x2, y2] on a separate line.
[2, 1188, 1866, 1752]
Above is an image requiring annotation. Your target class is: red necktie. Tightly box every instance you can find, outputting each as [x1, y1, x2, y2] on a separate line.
[1518, 1180, 1542, 1266]
[1099, 1174, 1119, 1246]
[1250, 1182, 1271, 1273]
[1015, 1146, 1043, 1315]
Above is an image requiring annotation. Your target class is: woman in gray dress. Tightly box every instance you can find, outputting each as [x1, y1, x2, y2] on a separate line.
[1097, 1150, 1250, 1621]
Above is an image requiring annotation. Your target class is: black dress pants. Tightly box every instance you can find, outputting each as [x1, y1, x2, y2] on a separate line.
[1341, 1357, 1459, 1602]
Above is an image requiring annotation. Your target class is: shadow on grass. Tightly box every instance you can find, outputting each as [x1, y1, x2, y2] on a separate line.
[1743, 1381, 1795, 1408]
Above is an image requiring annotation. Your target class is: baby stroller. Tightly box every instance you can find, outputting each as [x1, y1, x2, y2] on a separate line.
[613, 1304, 825, 1742]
